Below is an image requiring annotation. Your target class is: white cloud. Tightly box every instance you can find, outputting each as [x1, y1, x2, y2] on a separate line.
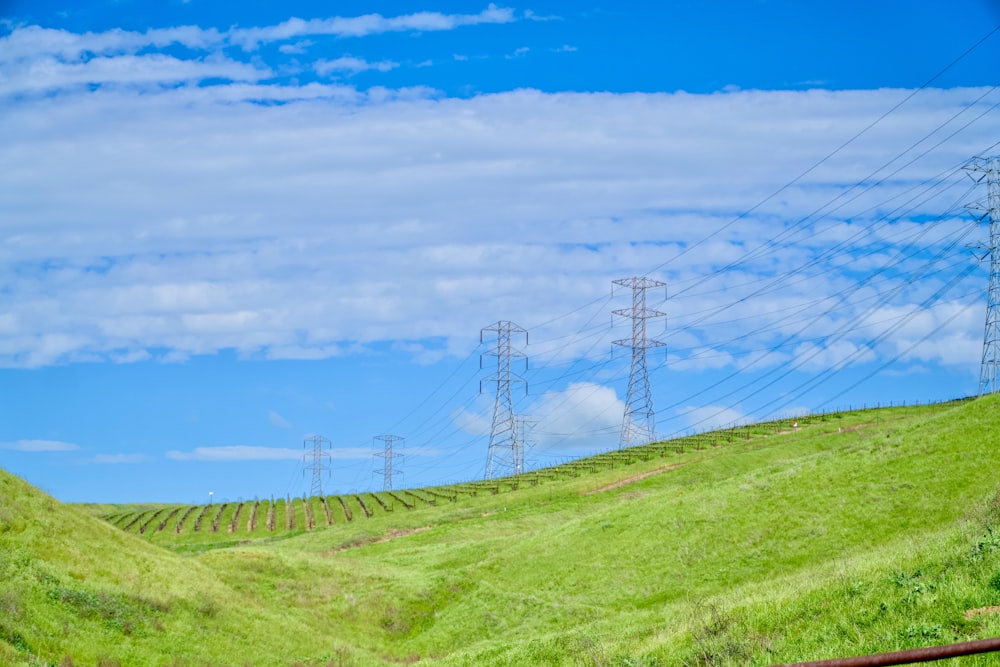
[0, 6, 515, 62]
[228, 4, 516, 50]
[166, 445, 301, 461]
[453, 404, 493, 436]
[1, 439, 80, 452]
[0, 53, 269, 95]
[530, 382, 625, 451]
[268, 410, 292, 428]
[793, 340, 876, 372]
[0, 24, 224, 63]
[165, 444, 374, 461]
[330, 447, 376, 460]
[0, 34, 996, 382]
[505, 46, 530, 59]
[315, 56, 399, 75]
[278, 39, 313, 55]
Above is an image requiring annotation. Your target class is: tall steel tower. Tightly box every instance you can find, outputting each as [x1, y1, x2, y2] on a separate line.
[374, 434, 404, 492]
[303, 435, 331, 497]
[613, 277, 666, 448]
[965, 156, 1000, 395]
[481, 321, 528, 479]
[513, 415, 535, 475]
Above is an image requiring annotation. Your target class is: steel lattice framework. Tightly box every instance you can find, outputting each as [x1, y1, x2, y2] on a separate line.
[303, 435, 331, 498]
[613, 277, 666, 448]
[513, 415, 535, 476]
[374, 434, 404, 491]
[480, 321, 528, 479]
[965, 156, 1000, 395]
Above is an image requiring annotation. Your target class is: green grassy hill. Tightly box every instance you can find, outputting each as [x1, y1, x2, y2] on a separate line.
[5, 396, 1000, 665]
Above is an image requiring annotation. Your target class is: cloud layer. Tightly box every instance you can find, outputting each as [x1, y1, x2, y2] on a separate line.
[2, 11, 998, 465]
[1, 79, 995, 372]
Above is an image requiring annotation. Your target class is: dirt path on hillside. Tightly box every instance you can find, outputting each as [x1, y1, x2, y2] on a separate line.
[325, 526, 433, 555]
[582, 463, 686, 495]
[965, 605, 1000, 620]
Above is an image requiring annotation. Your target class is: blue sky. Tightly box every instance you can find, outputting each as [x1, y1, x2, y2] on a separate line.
[1, 1, 999, 504]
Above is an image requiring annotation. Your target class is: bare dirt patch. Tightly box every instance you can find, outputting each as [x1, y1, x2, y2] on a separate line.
[582, 463, 686, 495]
[965, 605, 1000, 620]
[818, 421, 877, 436]
[326, 526, 433, 555]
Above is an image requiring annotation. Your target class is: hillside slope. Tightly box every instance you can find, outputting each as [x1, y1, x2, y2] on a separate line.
[5, 396, 1000, 665]
[0, 466, 378, 666]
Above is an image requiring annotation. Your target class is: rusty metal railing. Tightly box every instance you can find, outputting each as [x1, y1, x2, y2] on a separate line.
[774, 636, 1000, 666]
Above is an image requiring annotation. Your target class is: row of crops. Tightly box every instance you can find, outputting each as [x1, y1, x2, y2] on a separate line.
[104, 403, 942, 541]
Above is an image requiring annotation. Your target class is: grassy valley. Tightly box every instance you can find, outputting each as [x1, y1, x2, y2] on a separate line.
[4, 396, 1000, 665]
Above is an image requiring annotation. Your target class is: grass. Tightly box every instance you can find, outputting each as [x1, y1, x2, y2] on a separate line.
[4, 396, 1000, 664]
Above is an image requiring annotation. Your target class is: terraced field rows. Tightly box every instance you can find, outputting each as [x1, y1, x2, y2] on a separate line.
[101, 405, 956, 545]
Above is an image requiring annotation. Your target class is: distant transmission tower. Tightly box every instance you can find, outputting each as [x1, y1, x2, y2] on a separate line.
[513, 415, 535, 475]
[965, 156, 1000, 395]
[303, 435, 331, 497]
[613, 278, 667, 448]
[481, 321, 528, 479]
[374, 434, 404, 491]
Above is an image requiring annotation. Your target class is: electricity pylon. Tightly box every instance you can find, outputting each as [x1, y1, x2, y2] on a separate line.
[303, 435, 331, 497]
[513, 415, 535, 475]
[613, 277, 666, 448]
[965, 156, 1000, 395]
[374, 434, 404, 491]
[481, 321, 527, 479]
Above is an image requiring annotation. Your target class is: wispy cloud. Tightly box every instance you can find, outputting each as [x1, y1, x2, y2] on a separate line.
[228, 4, 516, 50]
[2, 83, 994, 373]
[0, 24, 225, 63]
[278, 39, 313, 55]
[524, 9, 562, 21]
[165, 445, 374, 461]
[531, 382, 624, 451]
[268, 410, 292, 429]
[0, 6, 515, 61]
[1, 11, 997, 400]
[315, 56, 399, 75]
[1, 439, 80, 452]
[0, 5, 516, 96]
[0, 54, 268, 95]
[453, 402, 493, 436]
[166, 446, 301, 461]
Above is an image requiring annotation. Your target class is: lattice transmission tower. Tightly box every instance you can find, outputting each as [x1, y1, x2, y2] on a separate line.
[480, 321, 528, 479]
[374, 434, 404, 491]
[303, 435, 331, 497]
[966, 156, 1000, 395]
[513, 415, 535, 476]
[613, 277, 667, 448]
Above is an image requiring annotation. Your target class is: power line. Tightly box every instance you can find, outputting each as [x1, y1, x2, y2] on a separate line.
[645, 22, 1000, 281]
